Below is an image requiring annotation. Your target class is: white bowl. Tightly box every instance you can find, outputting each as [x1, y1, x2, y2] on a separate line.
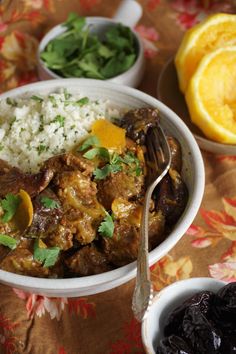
[142, 277, 226, 354]
[0, 79, 205, 297]
[37, 17, 145, 88]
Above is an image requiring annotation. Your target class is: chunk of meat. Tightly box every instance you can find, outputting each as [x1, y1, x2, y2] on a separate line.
[42, 153, 95, 177]
[27, 188, 62, 237]
[97, 170, 144, 210]
[148, 210, 166, 249]
[0, 166, 53, 198]
[55, 171, 104, 245]
[65, 245, 111, 276]
[102, 220, 139, 266]
[167, 136, 182, 173]
[119, 108, 160, 145]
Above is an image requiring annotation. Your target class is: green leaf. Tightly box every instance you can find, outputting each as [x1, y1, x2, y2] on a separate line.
[98, 212, 114, 238]
[41, 197, 60, 209]
[6, 97, 17, 107]
[53, 115, 65, 127]
[31, 95, 43, 103]
[83, 147, 110, 161]
[0, 194, 21, 223]
[0, 234, 18, 249]
[37, 144, 47, 155]
[78, 135, 100, 151]
[64, 13, 86, 32]
[93, 164, 112, 180]
[34, 240, 60, 268]
[75, 97, 89, 106]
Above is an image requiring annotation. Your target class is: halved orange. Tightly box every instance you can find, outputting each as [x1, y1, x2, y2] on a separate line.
[185, 46, 236, 144]
[175, 13, 236, 93]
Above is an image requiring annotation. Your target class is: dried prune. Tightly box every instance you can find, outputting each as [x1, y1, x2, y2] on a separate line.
[182, 306, 222, 354]
[156, 335, 193, 354]
[212, 282, 236, 336]
[164, 291, 215, 337]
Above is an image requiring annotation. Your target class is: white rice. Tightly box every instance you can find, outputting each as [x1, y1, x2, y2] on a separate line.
[0, 90, 122, 172]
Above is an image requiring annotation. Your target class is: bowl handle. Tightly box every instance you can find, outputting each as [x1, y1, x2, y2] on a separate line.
[113, 0, 143, 28]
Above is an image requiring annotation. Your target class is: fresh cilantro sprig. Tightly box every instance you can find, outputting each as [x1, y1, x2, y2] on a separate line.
[40, 13, 137, 79]
[0, 194, 21, 223]
[78, 135, 100, 152]
[34, 240, 60, 268]
[31, 95, 43, 103]
[98, 212, 114, 238]
[0, 234, 18, 249]
[41, 196, 60, 209]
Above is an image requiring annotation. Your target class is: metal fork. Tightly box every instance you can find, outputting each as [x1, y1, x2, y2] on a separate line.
[132, 123, 172, 322]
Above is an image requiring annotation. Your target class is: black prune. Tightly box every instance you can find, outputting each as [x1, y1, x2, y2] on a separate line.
[212, 282, 236, 336]
[164, 291, 215, 337]
[182, 306, 222, 354]
[156, 335, 194, 354]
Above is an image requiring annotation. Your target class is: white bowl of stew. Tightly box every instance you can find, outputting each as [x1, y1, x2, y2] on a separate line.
[0, 79, 204, 297]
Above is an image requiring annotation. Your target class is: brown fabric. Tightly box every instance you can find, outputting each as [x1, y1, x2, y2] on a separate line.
[0, 1, 236, 353]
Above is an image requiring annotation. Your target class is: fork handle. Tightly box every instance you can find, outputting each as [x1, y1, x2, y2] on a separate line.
[132, 187, 153, 322]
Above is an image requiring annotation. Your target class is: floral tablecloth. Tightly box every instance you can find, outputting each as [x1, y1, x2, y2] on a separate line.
[0, 1, 236, 353]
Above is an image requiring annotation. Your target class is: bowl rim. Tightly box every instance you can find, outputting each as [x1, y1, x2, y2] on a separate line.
[0, 78, 205, 291]
[141, 277, 227, 354]
[37, 16, 144, 82]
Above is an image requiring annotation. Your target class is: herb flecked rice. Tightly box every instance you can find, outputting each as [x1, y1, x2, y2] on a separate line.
[0, 90, 121, 172]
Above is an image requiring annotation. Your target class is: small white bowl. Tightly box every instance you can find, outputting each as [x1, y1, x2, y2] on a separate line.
[37, 17, 145, 88]
[142, 277, 226, 354]
[0, 79, 204, 297]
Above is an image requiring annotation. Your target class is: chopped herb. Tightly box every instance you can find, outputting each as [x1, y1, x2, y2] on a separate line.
[0, 234, 18, 249]
[39, 115, 44, 132]
[122, 152, 142, 176]
[9, 116, 16, 129]
[33, 239, 60, 267]
[93, 164, 112, 180]
[98, 212, 114, 238]
[0, 194, 21, 223]
[40, 13, 137, 79]
[37, 144, 47, 155]
[53, 115, 65, 127]
[75, 97, 89, 106]
[48, 95, 58, 108]
[31, 95, 43, 103]
[83, 147, 110, 161]
[78, 135, 100, 151]
[63, 89, 72, 100]
[0, 144, 4, 151]
[6, 97, 17, 107]
[41, 196, 60, 209]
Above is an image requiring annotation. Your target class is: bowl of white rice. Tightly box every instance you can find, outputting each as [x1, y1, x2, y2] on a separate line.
[0, 79, 204, 297]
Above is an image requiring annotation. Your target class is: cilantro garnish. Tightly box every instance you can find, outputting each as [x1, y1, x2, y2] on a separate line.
[41, 196, 60, 209]
[48, 95, 58, 108]
[40, 13, 137, 79]
[83, 147, 110, 161]
[53, 115, 65, 127]
[78, 135, 100, 151]
[33, 239, 60, 267]
[98, 212, 114, 238]
[0, 194, 21, 223]
[93, 164, 112, 180]
[31, 95, 43, 103]
[0, 234, 18, 249]
[75, 97, 89, 106]
[37, 144, 47, 155]
[6, 97, 17, 107]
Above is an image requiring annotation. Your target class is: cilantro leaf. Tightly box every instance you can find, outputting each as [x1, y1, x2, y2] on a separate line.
[93, 165, 112, 180]
[0, 194, 21, 223]
[75, 97, 89, 106]
[31, 95, 43, 103]
[53, 115, 65, 127]
[0, 234, 18, 249]
[34, 240, 60, 267]
[78, 135, 100, 151]
[6, 97, 17, 107]
[83, 147, 110, 161]
[41, 197, 60, 209]
[98, 212, 114, 238]
[37, 144, 47, 155]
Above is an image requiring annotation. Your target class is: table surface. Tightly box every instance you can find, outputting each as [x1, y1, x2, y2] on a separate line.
[0, 1, 236, 353]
